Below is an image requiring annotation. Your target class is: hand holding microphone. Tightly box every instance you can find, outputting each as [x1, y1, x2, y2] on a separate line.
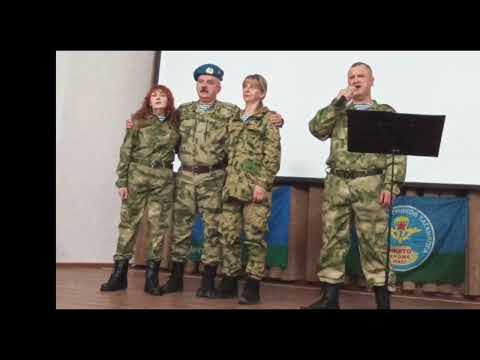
[336, 86, 356, 101]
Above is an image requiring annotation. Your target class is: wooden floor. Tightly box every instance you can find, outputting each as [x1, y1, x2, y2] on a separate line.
[56, 266, 480, 310]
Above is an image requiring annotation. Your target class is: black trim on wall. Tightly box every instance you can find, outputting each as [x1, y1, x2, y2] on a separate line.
[274, 176, 480, 192]
[152, 51, 161, 86]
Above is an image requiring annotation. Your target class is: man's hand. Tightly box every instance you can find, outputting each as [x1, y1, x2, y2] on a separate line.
[336, 86, 356, 101]
[118, 187, 128, 200]
[126, 119, 133, 129]
[379, 190, 395, 208]
[253, 185, 267, 203]
[269, 112, 284, 128]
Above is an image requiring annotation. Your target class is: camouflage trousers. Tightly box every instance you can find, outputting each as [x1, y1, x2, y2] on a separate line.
[170, 168, 225, 265]
[219, 194, 272, 280]
[318, 173, 396, 291]
[115, 164, 174, 262]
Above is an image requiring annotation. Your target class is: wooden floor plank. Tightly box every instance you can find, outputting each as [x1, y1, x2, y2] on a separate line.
[56, 266, 480, 310]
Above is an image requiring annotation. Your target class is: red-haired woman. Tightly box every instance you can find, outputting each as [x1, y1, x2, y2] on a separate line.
[101, 85, 180, 295]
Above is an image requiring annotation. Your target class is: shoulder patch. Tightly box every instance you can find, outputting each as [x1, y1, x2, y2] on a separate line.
[378, 103, 396, 112]
[178, 101, 196, 111]
[218, 101, 240, 112]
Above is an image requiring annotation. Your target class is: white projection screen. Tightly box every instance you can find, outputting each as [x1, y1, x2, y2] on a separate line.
[158, 51, 480, 186]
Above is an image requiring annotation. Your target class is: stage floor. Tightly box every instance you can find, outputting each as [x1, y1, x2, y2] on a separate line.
[56, 266, 480, 310]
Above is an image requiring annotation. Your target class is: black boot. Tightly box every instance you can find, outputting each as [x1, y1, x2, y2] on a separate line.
[144, 260, 163, 296]
[238, 277, 260, 305]
[216, 275, 238, 299]
[374, 286, 391, 309]
[100, 259, 129, 292]
[196, 264, 217, 299]
[303, 283, 340, 309]
[159, 261, 184, 294]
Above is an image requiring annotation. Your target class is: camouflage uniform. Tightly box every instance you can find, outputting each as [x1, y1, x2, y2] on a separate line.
[220, 106, 281, 280]
[171, 101, 241, 265]
[114, 114, 179, 262]
[309, 97, 407, 291]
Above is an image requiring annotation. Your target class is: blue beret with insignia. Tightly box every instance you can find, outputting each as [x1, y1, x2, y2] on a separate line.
[193, 63, 224, 81]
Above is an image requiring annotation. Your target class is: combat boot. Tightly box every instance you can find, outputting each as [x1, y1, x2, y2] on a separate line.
[100, 259, 129, 292]
[238, 277, 260, 305]
[374, 286, 391, 309]
[216, 275, 238, 298]
[302, 283, 340, 309]
[196, 264, 217, 299]
[159, 261, 184, 294]
[144, 260, 163, 296]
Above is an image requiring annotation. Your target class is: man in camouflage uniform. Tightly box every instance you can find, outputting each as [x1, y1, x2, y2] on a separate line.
[216, 74, 281, 305]
[101, 85, 179, 296]
[159, 64, 284, 299]
[306, 62, 407, 309]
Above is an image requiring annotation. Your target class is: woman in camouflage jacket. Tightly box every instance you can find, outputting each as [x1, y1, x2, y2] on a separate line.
[100, 85, 180, 296]
[216, 74, 281, 304]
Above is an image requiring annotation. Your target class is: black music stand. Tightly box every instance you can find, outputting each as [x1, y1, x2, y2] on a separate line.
[347, 109, 445, 288]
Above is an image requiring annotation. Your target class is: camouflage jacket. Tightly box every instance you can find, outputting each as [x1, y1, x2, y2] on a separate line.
[115, 114, 180, 188]
[223, 106, 281, 202]
[309, 97, 407, 195]
[177, 100, 241, 167]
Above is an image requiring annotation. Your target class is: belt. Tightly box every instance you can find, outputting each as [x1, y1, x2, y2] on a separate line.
[133, 159, 173, 169]
[330, 168, 383, 179]
[181, 162, 225, 175]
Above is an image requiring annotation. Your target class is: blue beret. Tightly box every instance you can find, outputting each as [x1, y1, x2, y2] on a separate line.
[193, 63, 224, 82]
